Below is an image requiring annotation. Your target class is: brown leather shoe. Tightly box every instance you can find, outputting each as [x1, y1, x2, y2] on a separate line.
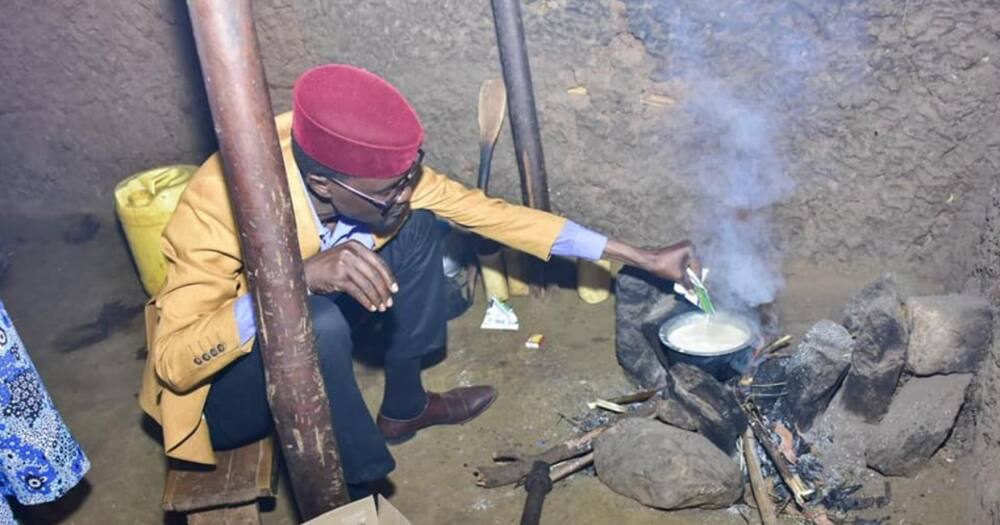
[377, 386, 497, 444]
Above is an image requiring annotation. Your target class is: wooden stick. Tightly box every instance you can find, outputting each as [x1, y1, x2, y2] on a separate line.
[550, 451, 594, 483]
[475, 401, 658, 488]
[606, 389, 658, 405]
[754, 334, 792, 359]
[743, 404, 814, 505]
[587, 399, 627, 413]
[476, 426, 605, 488]
[742, 429, 779, 525]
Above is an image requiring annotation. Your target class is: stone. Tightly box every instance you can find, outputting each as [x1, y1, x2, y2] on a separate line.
[655, 397, 698, 431]
[866, 374, 973, 476]
[668, 363, 747, 454]
[906, 294, 993, 376]
[840, 295, 909, 423]
[594, 418, 743, 510]
[784, 320, 854, 430]
[614, 268, 677, 389]
[842, 274, 901, 334]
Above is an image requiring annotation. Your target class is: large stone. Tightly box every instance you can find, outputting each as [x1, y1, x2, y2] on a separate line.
[655, 396, 699, 431]
[906, 294, 993, 376]
[594, 418, 743, 510]
[784, 320, 854, 430]
[842, 275, 901, 334]
[614, 268, 676, 389]
[668, 363, 747, 454]
[866, 374, 973, 476]
[840, 295, 909, 423]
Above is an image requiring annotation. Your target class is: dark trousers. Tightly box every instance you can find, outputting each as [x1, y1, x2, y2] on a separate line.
[203, 210, 447, 485]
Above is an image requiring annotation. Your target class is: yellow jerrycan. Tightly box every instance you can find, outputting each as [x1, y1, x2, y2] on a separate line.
[114, 165, 197, 296]
[577, 259, 613, 304]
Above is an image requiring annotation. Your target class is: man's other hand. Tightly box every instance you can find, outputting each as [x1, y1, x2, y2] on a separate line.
[303, 241, 398, 312]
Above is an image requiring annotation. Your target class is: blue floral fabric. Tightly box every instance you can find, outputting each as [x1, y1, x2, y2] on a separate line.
[0, 300, 89, 521]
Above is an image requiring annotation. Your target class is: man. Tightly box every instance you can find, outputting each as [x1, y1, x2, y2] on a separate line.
[139, 64, 698, 498]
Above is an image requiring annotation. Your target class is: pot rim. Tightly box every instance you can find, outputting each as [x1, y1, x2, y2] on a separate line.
[658, 310, 754, 357]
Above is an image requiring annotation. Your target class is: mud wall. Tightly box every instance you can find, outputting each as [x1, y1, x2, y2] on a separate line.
[967, 179, 1000, 525]
[0, 1, 215, 215]
[1, 0, 998, 283]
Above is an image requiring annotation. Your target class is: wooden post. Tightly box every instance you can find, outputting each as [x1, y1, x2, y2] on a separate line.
[185, 0, 349, 517]
[491, 0, 551, 295]
[490, 0, 551, 212]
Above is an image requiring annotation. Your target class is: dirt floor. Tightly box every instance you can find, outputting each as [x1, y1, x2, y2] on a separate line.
[0, 213, 973, 524]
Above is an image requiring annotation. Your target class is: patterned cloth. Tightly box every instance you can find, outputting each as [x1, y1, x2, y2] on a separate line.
[0, 300, 89, 521]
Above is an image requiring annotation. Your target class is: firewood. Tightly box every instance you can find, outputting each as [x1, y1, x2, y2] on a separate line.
[753, 334, 793, 360]
[587, 399, 627, 413]
[474, 400, 658, 488]
[606, 389, 659, 405]
[549, 451, 594, 482]
[475, 427, 606, 488]
[742, 403, 814, 505]
[742, 429, 778, 525]
[774, 422, 798, 464]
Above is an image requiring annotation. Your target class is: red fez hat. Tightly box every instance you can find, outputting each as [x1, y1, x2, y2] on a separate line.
[292, 64, 424, 179]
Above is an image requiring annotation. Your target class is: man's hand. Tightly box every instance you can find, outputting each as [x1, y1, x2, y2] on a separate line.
[602, 238, 701, 286]
[641, 240, 701, 287]
[303, 241, 398, 312]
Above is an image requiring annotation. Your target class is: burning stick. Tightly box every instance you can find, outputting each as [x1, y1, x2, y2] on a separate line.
[742, 403, 814, 506]
[741, 402, 838, 525]
[742, 429, 778, 525]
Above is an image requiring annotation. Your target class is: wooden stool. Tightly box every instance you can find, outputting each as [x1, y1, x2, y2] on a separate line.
[163, 438, 277, 524]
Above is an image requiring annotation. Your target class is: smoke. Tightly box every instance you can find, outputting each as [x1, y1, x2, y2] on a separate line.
[651, 1, 864, 312]
[685, 81, 794, 312]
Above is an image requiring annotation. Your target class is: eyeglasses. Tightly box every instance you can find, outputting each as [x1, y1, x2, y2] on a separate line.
[326, 150, 424, 216]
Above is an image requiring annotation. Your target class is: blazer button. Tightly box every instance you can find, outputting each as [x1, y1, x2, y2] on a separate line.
[202, 352, 211, 362]
[216, 343, 225, 353]
[194, 357, 202, 365]
[210, 347, 219, 357]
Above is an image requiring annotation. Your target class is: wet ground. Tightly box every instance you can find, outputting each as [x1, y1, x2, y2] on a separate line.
[0, 213, 972, 524]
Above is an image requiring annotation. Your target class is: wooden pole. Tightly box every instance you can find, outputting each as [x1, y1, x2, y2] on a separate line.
[491, 0, 551, 295]
[490, 0, 551, 212]
[186, 0, 349, 516]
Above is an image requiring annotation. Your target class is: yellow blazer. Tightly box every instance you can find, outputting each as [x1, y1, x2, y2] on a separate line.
[138, 111, 567, 464]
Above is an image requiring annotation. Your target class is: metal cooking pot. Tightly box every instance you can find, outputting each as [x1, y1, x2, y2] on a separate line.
[658, 311, 755, 382]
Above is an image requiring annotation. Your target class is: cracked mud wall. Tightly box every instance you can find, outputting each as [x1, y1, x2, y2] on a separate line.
[2, 0, 999, 284]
